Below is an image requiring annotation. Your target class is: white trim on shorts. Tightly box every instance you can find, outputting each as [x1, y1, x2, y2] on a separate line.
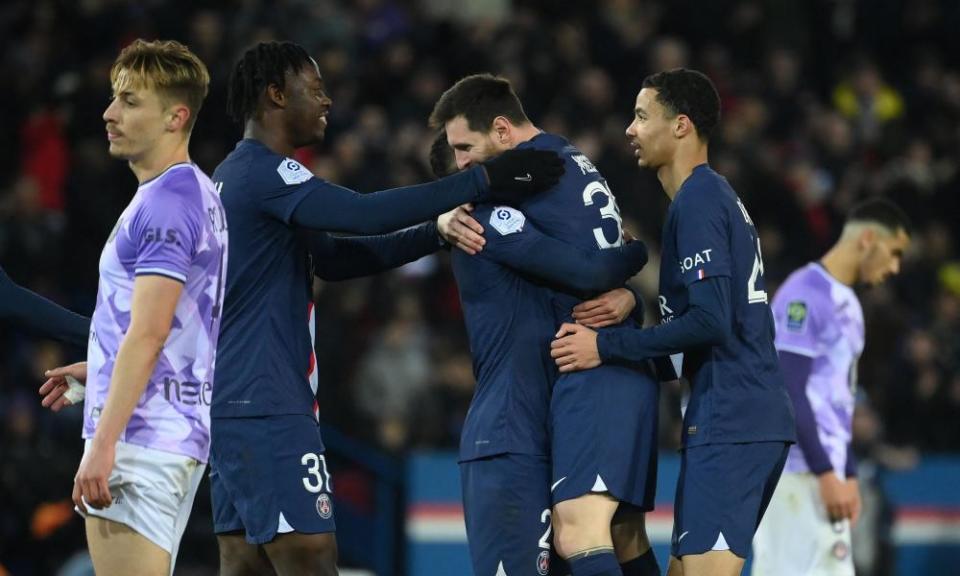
[77, 440, 205, 576]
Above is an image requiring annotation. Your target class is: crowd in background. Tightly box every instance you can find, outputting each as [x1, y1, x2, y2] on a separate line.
[1, 0, 958, 573]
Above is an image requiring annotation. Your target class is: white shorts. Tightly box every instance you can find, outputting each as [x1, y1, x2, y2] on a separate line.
[751, 472, 854, 576]
[77, 440, 205, 570]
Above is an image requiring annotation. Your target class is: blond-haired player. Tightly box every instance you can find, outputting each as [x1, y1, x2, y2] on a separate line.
[42, 39, 227, 576]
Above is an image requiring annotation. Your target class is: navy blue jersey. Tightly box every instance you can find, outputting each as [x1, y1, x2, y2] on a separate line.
[659, 164, 795, 446]
[517, 134, 627, 320]
[454, 132, 647, 461]
[212, 139, 463, 418]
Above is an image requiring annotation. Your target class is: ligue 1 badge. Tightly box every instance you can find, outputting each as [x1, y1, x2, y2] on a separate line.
[316, 493, 333, 519]
[536, 550, 550, 576]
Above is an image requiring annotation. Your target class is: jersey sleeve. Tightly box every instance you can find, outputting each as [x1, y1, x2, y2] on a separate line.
[129, 183, 203, 283]
[257, 156, 328, 224]
[673, 188, 732, 286]
[771, 283, 825, 358]
[474, 204, 647, 294]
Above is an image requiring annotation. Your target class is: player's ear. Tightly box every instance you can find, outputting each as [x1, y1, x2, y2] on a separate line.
[674, 114, 693, 139]
[166, 104, 191, 133]
[266, 83, 286, 109]
[492, 116, 511, 145]
[858, 226, 877, 251]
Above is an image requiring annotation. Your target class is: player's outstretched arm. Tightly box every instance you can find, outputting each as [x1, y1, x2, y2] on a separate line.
[594, 276, 732, 364]
[305, 222, 443, 281]
[288, 149, 563, 235]
[0, 266, 90, 347]
[479, 209, 648, 294]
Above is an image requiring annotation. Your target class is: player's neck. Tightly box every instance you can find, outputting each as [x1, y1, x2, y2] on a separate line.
[245, 122, 296, 157]
[658, 143, 708, 199]
[820, 242, 858, 286]
[128, 136, 191, 184]
[510, 123, 541, 145]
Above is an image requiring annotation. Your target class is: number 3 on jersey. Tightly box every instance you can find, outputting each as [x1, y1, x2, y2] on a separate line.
[583, 180, 624, 249]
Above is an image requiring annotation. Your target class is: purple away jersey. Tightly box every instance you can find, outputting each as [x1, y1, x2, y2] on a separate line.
[84, 163, 228, 463]
[773, 263, 863, 477]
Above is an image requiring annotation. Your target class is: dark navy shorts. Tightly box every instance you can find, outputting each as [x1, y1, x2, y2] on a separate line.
[670, 441, 789, 559]
[460, 453, 567, 576]
[210, 414, 336, 544]
[550, 363, 659, 510]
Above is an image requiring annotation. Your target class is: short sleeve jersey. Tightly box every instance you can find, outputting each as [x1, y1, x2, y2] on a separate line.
[84, 164, 228, 462]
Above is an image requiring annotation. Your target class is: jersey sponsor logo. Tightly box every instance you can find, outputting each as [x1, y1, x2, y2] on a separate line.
[571, 154, 598, 175]
[142, 227, 182, 246]
[489, 206, 525, 236]
[277, 158, 313, 185]
[658, 295, 674, 319]
[536, 550, 550, 575]
[316, 493, 333, 519]
[163, 377, 213, 406]
[679, 249, 713, 274]
[786, 301, 808, 332]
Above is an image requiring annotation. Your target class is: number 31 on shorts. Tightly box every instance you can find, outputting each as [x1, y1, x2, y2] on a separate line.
[301, 453, 332, 493]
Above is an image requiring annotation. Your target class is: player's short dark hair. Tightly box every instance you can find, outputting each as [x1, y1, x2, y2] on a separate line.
[847, 198, 912, 236]
[641, 68, 720, 142]
[429, 131, 457, 178]
[428, 74, 530, 132]
[227, 41, 314, 123]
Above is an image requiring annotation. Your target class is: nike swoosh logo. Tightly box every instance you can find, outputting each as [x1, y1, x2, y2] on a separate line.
[678, 531, 690, 542]
[551, 477, 567, 492]
[514, 173, 533, 182]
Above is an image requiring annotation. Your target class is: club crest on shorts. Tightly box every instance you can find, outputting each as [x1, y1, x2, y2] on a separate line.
[831, 540, 849, 560]
[316, 493, 333, 519]
[536, 550, 550, 575]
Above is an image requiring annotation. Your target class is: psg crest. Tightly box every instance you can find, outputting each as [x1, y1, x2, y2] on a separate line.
[316, 493, 333, 519]
[536, 550, 550, 575]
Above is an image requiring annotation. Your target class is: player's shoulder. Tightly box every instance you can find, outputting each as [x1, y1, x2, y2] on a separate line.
[146, 164, 207, 207]
[522, 132, 596, 172]
[217, 139, 315, 187]
[676, 165, 733, 207]
[773, 264, 833, 313]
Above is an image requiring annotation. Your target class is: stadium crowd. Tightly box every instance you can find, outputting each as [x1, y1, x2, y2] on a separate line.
[0, 0, 958, 573]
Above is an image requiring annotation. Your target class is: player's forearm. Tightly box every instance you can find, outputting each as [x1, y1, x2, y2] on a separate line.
[571, 242, 648, 293]
[292, 167, 487, 235]
[780, 351, 833, 474]
[309, 222, 442, 280]
[0, 272, 90, 346]
[498, 235, 647, 294]
[597, 276, 731, 362]
[91, 331, 165, 447]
